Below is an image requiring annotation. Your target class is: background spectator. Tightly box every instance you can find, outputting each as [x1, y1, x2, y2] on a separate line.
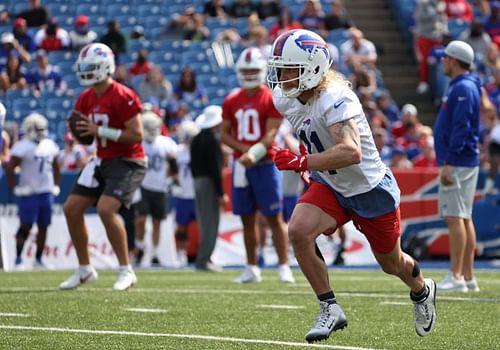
[459, 20, 492, 63]
[25, 49, 65, 96]
[138, 65, 173, 106]
[446, 0, 474, 22]
[227, 0, 255, 18]
[69, 15, 97, 52]
[128, 49, 152, 77]
[184, 13, 210, 41]
[0, 54, 27, 92]
[324, 0, 354, 31]
[174, 67, 208, 104]
[203, 0, 228, 18]
[298, 0, 327, 38]
[269, 6, 303, 42]
[100, 20, 127, 62]
[0, 32, 31, 70]
[256, 0, 281, 20]
[0, 0, 49, 28]
[34, 18, 70, 52]
[12, 18, 36, 53]
[483, 1, 500, 46]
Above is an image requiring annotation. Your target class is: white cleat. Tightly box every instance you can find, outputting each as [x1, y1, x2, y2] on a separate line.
[413, 278, 437, 337]
[437, 271, 467, 292]
[278, 265, 295, 283]
[305, 302, 348, 343]
[113, 268, 137, 291]
[233, 265, 261, 283]
[465, 277, 480, 292]
[59, 267, 98, 290]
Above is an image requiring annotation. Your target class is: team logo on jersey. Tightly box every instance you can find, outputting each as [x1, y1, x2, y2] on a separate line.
[294, 34, 330, 59]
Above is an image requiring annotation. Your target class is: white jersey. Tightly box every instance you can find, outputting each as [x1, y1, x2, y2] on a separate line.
[142, 135, 178, 192]
[174, 144, 195, 199]
[272, 81, 386, 197]
[10, 138, 59, 194]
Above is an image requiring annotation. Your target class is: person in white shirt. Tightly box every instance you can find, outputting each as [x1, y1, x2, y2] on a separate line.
[267, 29, 436, 343]
[172, 120, 200, 267]
[5, 113, 60, 269]
[132, 111, 178, 266]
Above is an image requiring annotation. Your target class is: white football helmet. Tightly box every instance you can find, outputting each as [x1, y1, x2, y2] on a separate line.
[267, 29, 332, 98]
[141, 111, 162, 143]
[75, 43, 115, 86]
[22, 112, 48, 143]
[177, 120, 200, 144]
[235, 47, 267, 89]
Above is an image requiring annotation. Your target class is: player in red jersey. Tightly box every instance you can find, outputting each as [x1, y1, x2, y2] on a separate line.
[221, 47, 295, 283]
[59, 43, 146, 291]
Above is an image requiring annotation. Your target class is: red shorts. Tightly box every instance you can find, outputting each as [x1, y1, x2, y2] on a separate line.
[298, 181, 401, 254]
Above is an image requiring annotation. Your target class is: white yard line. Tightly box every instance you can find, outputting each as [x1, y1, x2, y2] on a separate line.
[125, 308, 167, 313]
[256, 304, 305, 310]
[0, 324, 381, 350]
[0, 313, 30, 317]
[380, 301, 408, 306]
[0, 287, 498, 303]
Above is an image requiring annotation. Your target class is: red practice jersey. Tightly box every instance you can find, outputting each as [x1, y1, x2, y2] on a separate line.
[222, 86, 282, 158]
[75, 81, 145, 160]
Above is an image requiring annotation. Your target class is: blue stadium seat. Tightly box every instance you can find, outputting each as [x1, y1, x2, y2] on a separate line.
[45, 97, 73, 120]
[137, 4, 162, 18]
[448, 19, 470, 39]
[106, 4, 132, 18]
[149, 51, 181, 65]
[46, 3, 73, 17]
[75, 4, 103, 17]
[115, 14, 138, 28]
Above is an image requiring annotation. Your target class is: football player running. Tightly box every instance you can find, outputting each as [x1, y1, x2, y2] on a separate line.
[5, 113, 60, 269]
[267, 29, 437, 342]
[132, 111, 178, 266]
[59, 43, 146, 291]
[221, 47, 295, 284]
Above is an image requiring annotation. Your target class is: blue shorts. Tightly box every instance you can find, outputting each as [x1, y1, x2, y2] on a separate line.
[175, 198, 196, 225]
[18, 193, 53, 227]
[283, 194, 299, 222]
[232, 162, 282, 217]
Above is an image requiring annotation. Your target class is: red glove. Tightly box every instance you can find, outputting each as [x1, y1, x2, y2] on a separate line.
[274, 147, 308, 172]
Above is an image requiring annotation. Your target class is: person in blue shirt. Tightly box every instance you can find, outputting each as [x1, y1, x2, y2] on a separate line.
[13, 18, 36, 53]
[24, 49, 65, 95]
[433, 40, 481, 293]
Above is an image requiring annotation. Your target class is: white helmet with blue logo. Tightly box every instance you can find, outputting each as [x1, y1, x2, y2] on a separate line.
[267, 29, 332, 98]
[235, 47, 267, 89]
[76, 43, 115, 86]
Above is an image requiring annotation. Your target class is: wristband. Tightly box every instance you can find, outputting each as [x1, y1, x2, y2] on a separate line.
[98, 126, 122, 141]
[248, 142, 267, 162]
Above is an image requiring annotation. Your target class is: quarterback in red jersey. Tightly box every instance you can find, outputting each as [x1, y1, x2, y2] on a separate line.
[221, 47, 295, 284]
[59, 43, 146, 291]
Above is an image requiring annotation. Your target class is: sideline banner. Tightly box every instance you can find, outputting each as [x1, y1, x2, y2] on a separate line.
[0, 209, 375, 271]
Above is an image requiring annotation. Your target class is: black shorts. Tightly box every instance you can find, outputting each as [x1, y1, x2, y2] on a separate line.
[134, 187, 167, 219]
[72, 158, 146, 208]
[489, 141, 500, 156]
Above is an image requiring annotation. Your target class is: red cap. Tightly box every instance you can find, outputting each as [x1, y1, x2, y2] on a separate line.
[75, 15, 89, 26]
[14, 18, 27, 27]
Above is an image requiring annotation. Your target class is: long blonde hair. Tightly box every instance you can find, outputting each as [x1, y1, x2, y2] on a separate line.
[311, 69, 351, 99]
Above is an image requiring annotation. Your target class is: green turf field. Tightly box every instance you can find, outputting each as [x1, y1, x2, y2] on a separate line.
[0, 269, 498, 350]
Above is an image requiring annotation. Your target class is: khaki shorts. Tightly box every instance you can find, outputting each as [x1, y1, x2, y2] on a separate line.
[438, 166, 479, 219]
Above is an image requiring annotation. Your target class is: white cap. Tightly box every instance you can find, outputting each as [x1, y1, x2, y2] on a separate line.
[444, 40, 474, 65]
[196, 105, 223, 129]
[1, 32, 14, 44]
[401, 104, 418, 116]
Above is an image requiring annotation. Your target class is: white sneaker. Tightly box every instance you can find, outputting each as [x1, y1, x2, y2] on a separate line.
[113, 268, 137, 291]
[233, 265, 261, 283]
[59, 267, 98, 290]
[465, 277, 480, 292]
[413, 278, 437, 337]
[416, 82, 429, 94]
[278, 265, 295, 283]
[305, 301, 348, 343]
[437, 271, 467, 292]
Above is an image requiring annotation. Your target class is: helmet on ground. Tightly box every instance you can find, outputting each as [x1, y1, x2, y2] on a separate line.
[235, 47, 267, 89]
[141, 111, 162, 143]
[22, 112, 48, 143]
[267, 29, 332, 98]
[75, 43, 115, 86]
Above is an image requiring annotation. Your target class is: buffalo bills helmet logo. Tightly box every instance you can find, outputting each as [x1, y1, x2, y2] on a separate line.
[294, 34, 331, 62]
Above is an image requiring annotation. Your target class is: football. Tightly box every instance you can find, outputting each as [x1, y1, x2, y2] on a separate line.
[67, 110, 94, 145]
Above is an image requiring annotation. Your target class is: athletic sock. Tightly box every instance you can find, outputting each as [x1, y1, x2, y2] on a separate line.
[410, 284, 429, 302]
[318, 291, 336, 304]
